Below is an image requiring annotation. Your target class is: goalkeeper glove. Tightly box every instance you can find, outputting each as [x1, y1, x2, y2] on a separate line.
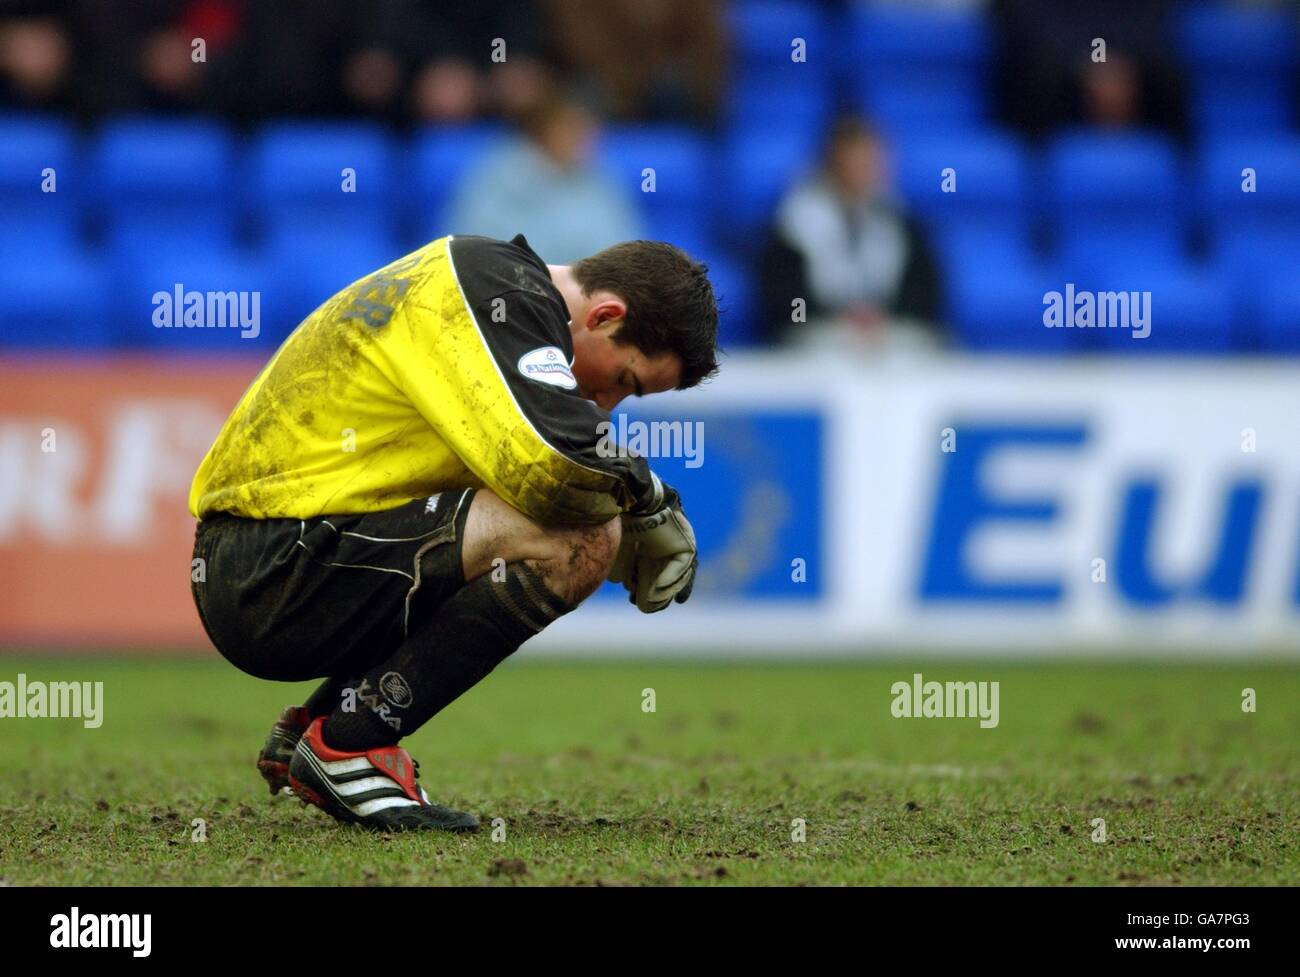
[608, 486, 697, 613]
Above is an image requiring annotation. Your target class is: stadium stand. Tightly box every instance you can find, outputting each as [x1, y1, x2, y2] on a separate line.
[0, 0, 1296, 353]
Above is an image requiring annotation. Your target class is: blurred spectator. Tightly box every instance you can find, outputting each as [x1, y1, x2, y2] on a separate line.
[2, 0, 710, 127]
[217, 0, 551, 124]
[0, 0, 79, 113]
[541, 0, 727, 124]
[59, 0, 241, 118]
[993, 0, 1187, 138]
[448, 93, 643, 263]
[1080, 53, 1144, 130]
[221, 0, 391, 121]
[759, 117, 943, 350]
[0, 10, 71, 112]
[406, 0, 550, 123]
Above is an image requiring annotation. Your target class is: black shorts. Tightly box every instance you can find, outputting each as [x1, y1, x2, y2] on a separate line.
[191, 488, 475, 682]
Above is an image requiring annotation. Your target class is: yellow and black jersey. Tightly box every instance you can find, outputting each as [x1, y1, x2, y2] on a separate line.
[189, 234, 663, 526]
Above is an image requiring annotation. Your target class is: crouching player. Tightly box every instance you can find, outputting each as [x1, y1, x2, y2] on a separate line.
[188, 235, 718, 832]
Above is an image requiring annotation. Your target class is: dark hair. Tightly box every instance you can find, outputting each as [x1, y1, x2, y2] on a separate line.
[826, 115, 879, 151]
[519, 92, 592, 142]
[571, 240, 720, 389]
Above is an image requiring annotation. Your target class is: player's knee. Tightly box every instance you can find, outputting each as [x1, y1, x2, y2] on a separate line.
[462, 490, 620, 602]
[589, 515, 622, 576]
[536, 515, 620, 605]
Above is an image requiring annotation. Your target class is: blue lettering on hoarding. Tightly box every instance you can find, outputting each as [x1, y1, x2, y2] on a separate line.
[920, 423, 1086, 602]
[1115, 480, 1262, 605]
[920, 422, 1272, 610]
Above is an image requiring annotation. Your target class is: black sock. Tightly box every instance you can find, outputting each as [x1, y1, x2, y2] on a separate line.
[303, 676, 356, 719]
[323, 563, 573, 750]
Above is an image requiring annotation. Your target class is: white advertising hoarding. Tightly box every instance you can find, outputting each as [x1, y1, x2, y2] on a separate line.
[539, 351, 1300, 656]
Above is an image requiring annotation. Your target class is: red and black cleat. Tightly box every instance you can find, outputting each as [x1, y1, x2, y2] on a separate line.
[288, 718, 478, 833]
[256, 705, 311, 796]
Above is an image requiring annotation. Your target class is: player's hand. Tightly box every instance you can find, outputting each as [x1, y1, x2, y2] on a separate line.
[609, 488, 697, 613]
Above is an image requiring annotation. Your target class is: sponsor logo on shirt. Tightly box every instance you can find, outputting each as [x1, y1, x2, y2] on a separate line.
[517, 346, 578, 389]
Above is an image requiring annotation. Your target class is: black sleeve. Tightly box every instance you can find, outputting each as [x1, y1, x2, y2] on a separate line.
[895, 218, 945, 333]
[758, 227, 820, 345]
[450, 235, 665, 520]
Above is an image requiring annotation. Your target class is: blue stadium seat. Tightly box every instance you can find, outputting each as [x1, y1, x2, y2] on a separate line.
[1202, 137, 1300, 342]
[1046, 131, 1185, 268]
[249, 122, 396, 240]
[1179, 3, 1297, 73]
[932, 225, 1036, 286]
[1214, 242, 1298, 350]
[896, 130, 1032, 254]
[731, 0, 830, 68]
[260, 225, 401, 336]
[598, 126, 710, 242]
[717, 123, 819, 247]
[728, 0, 833, 142]
[642, 214, 713, 257]
[686, 243, 756, 348]
[728, 71, 831, 145]
[728, 0, 834, 188]
[1178, 4, 1297, 136]
[1214, 225, 1300, 286]
[945, 245, 1073, 353]
[1078, 258, 1235, 354]
[1200, 136, 1300, 240]
[93, 117, 237, 252]
[847, 7, 991, 93]
[1256, 274, 1300, 352]
[0, 248, 112, 349]
[410, 124, 507, 239]
[726, 0, 835, 223]
[860, 83, 989, 141]
[1189, 81, 1293, 136]
[1055, 229, 1187, 283]
[846, 6, 994, 152]
[114, 244, 291, 352]
[0, 115, 82, 259]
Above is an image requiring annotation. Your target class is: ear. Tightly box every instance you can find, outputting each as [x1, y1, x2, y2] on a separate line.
[585, 297, 627, 331]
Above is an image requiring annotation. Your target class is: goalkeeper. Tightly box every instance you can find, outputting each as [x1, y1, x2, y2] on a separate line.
[188, 234, 718, 833]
